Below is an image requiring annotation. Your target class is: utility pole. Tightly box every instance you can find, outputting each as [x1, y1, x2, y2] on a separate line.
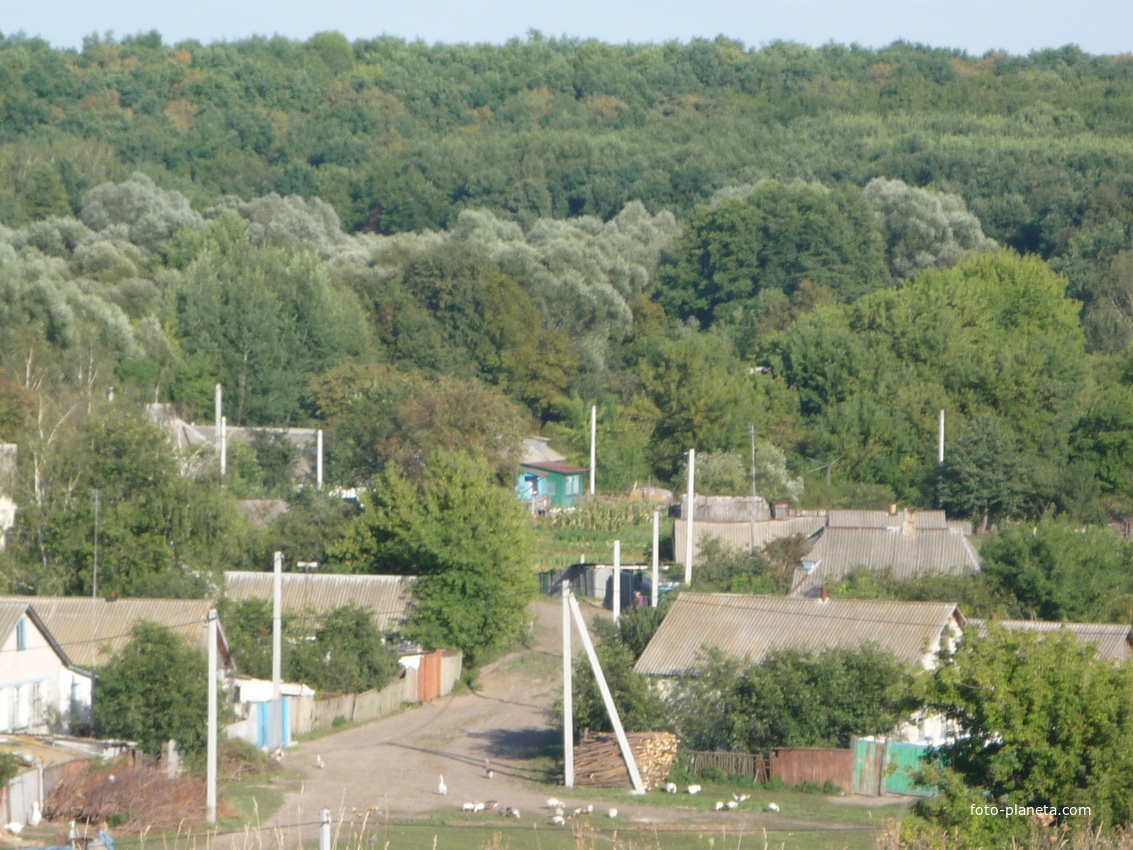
[92, 490, 99, 599]
[938, 409, 945, 465]
[589, 405, 596, 496]
[612, 540, 621, 624]
[206, 609, 218, 824]
[651, 510, 660, 609]
[316, 429, 324, 491]
[751, 423, 757, 498]
[562, 581, 574, 787]
[684, 449, 695, 584]
[272, 551, 282, 701]
[220, 416, 227, 480]
[567, 594, 644, 793]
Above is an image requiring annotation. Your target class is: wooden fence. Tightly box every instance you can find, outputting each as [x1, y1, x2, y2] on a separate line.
[686, 750, 769, 783]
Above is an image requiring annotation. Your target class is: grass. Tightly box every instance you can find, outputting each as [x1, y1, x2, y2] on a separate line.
[217, 764, 302, 832]
[308, 810, 902, 850]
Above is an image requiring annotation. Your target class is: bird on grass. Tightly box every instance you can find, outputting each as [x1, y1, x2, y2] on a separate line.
[714, 801, 725, 811]
[608, 808, 618, 819]
[732, 793, 751, 802]
[438, 775, 448, 796]
[314, 754, 324, 769]
[664, 782, 677, 794]
[766, 802, 780, 812]
[551, 816, 565, 826]
[726, 801, 738, 810]
[687, 784, 702, 795]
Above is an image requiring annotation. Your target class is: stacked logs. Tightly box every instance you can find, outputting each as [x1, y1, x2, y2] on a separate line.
[572, 731, 680, 789]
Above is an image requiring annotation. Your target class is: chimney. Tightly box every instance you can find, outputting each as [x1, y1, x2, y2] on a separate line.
[889, 503, 897, 516]
[820, 586, 829, 602]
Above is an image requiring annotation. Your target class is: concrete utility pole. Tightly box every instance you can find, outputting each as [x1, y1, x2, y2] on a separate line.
[562, 581, 574, 787]
[206, 609, 218, 824]
[272, 551, 283, 700]
[567, 594, 644, 793]
[751, 423, 757, 498]
[589, 405, 596, 496]
[319, 809, 331, 850]
[685, 449, 696, 584]
[612, 540, 621, 624]
[215, 384, 222, 432]
[220, 416, 227, 479]
[938, 409, 946, 465]
[316, 429, 324, 491]
[651, 510, 660, 609]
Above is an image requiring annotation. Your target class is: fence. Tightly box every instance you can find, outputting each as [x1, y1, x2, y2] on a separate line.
[686, 750, 769, 783]
[770, 747, 853, 793]
[853, 738, 936, 797]
[687, 742, 934, 797]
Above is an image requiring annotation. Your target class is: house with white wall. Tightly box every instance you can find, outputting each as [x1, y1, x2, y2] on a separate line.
[0, 603, 89, 733]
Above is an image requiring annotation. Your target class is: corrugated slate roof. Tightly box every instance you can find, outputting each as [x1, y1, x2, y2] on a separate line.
[674, 517, 826, 561]
[827, 509, 948, 530]
[635, 593, 963, 675]
[0, 602, 71, 666]
[0, 596, 225, 670]
[968, 619, 1133, 661]
[791, 528, 981, 596]
[521, 437, 566, 466]
[223, 572, 414, 630]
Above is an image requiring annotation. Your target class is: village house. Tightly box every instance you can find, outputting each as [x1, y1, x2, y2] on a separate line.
[0, 602, 87, 734]
[516, 437, 587, 512]
[223, 571, 414, 633]
[0, 596, 234, 676]
[790, 509, 981, 596]
[634, 592, 966, 743]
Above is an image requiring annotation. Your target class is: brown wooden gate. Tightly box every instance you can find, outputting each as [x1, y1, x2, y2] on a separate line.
[417, 650, 443, 702]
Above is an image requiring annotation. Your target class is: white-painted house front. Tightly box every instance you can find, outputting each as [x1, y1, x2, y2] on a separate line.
[0, 603, 88, 733]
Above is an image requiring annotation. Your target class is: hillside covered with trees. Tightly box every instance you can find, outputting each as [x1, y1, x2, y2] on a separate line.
[2, 32, 1133, 618]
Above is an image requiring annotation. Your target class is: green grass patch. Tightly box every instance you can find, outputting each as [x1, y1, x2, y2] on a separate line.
[313, 815, 897, 850]
[218, 766, 301, 830]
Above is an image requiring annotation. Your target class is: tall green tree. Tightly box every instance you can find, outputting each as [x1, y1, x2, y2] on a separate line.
[936, 415, 1027, 532]
[173, 213, 369, 425]
[331, 449, 536, 666]
[94, 622, 212, 755]
[658, 180, 891, 328]
[915, 626, 1133, 845]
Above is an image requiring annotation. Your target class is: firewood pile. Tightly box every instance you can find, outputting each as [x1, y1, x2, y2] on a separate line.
[572, 731, 680, 789]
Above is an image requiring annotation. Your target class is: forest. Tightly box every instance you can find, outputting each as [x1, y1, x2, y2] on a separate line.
[2, 31, 1133, 610]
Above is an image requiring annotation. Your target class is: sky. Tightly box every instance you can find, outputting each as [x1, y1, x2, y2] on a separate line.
[4, 0, 1133, 57]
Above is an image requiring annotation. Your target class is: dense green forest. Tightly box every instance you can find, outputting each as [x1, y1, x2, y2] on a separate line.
[3, 31, 1133, 604]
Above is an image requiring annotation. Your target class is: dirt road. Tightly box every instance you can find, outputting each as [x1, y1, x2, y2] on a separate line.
[267, 599, 901, 840]
[274, 599, 593, 822]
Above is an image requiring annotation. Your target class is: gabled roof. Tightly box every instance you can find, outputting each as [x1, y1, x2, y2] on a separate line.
[0, 602, 71, 667]
[790, 527, 981, 596]
[223, 572, 414, 630]
[968, 619, 1133, 662]
[0, 596, 230, 670]
[634, 593, 964, 676]
[521, 437, 566, 466]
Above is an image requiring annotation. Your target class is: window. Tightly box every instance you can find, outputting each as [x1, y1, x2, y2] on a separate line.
[15, 618, 25, 651]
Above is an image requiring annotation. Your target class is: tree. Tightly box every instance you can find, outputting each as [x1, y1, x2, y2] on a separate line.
[331, 449, 536, 667]
[936, 415, 1027, 532]
[863, 177, 997, 280]
[289, 604, 399, 693]
[914, 625, 1133, 845]
[658, 180, 891, 328]
[675, 645, 919, 753]
[94, 622, 213, 755]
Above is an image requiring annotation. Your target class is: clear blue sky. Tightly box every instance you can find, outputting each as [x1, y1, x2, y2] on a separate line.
[5, 0, 1132, 57]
